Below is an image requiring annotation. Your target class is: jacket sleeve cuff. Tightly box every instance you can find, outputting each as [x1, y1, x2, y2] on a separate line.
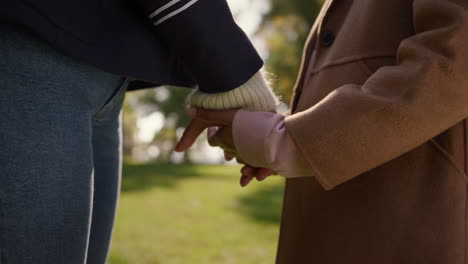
[284, 111, 346, 191]
[187, 71, 279, 112]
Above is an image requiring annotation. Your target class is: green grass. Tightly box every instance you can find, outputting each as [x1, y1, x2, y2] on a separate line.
[108, 162, 285, 264]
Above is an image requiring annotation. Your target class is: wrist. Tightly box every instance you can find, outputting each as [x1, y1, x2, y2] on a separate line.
[232, 110, 285, 168]
[187, 71, 279, 111]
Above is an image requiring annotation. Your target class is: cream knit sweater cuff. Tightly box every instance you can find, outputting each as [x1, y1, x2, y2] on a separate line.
[187, 72, 279, 112]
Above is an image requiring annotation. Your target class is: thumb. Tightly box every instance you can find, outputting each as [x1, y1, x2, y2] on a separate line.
[174, 118, 210, 152]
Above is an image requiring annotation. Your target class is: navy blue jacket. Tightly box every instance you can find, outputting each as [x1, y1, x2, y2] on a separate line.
[1, 0, 263, 92]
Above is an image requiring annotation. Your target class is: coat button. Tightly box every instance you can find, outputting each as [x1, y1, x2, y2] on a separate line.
[320, 30, 335, 47]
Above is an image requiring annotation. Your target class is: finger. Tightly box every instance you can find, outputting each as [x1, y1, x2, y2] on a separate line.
[255, 168, 275, 181]
[207, 127, 220, 147]
[175, 119, 210, 152]
[207, 126, 219, 138]
[240, 174, 254, 187]
[189, 107, 238, 125]
[240, 165, 255, 187]
[241, 165, 274, 181]
[224, 151, 234, 161]
[241, 165, 257, 177]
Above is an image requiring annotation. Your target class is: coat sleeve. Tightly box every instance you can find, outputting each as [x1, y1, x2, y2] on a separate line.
[285, 0, 468, 190]
[134, 0, 263, 93]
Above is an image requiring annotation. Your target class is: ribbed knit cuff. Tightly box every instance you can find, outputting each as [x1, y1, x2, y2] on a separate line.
[186, 71, 279, 111]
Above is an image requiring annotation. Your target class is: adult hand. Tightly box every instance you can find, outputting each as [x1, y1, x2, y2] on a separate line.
[175, 107, 246, 163]
[175, 107, 276, 186]
[174, 107, 238, 152]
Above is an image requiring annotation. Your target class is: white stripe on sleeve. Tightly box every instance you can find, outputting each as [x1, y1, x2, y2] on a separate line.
[153, 0, 200, 26]
[148, 0, 182, 19]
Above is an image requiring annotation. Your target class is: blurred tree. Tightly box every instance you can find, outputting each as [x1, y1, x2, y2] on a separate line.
[258, 0, 323, 104]
[138, 86, 194, 163]
[122, 97, 137, 157]
[154, 86, 191, 163]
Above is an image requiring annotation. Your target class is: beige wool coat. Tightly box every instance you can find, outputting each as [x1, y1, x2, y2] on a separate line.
[278, 0, 468, 263]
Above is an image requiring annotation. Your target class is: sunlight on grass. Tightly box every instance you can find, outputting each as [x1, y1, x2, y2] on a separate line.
[108, 163, 284, 264]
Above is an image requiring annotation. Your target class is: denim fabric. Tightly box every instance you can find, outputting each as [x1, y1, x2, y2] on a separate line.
[0, 24, 127, 264]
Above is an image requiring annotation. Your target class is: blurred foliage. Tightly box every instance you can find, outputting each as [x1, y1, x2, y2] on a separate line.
[140, 86, 192, 161]
[259, 0, 323, 104]
[128, 86, 194, 162]
[122, 96, 137, 156]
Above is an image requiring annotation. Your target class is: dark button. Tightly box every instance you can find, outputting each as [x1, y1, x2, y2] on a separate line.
[320, 30, 335, 47]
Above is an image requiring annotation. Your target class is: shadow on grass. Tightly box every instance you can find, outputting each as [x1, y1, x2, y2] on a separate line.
[122, 162, 285, 226]
[122, 162, 199, 192]
[236, 182, 285, 225]
[121, 162, 236, 193]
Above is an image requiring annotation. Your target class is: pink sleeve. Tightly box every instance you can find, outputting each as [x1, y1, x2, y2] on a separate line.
[232, 110, 315, 178]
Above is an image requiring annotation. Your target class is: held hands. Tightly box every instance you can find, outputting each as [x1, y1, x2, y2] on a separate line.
[175, 107, 275, 187]
[175, 108, 237, 154]
[177, 71, 280, 186]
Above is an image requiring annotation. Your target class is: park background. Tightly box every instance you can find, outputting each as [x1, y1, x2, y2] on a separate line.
[109, 0, 323, 263]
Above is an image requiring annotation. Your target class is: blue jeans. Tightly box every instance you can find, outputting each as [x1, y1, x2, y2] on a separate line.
[0, 24, 128, 263]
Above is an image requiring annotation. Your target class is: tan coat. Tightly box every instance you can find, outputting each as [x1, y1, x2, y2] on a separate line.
[278, 0, 468, 263]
